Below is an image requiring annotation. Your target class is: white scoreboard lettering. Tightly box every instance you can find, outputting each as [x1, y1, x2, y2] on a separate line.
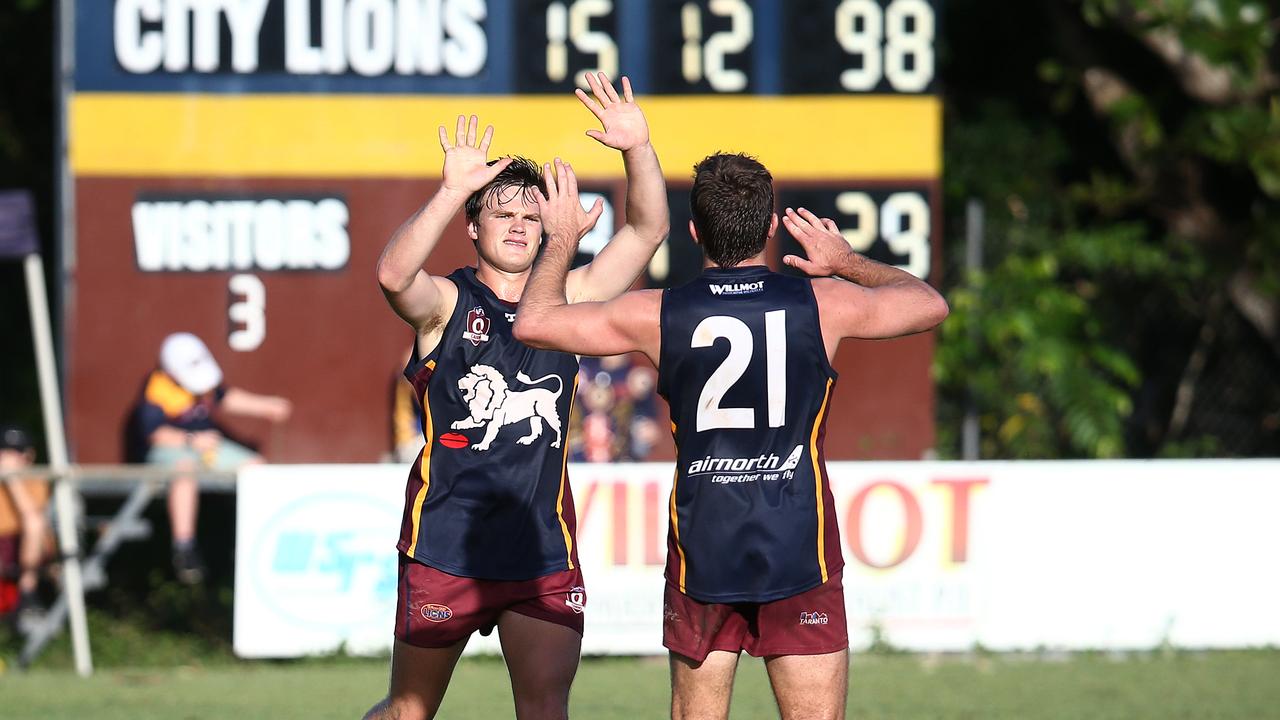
[113, 0, 488, 77]
[131, 197, 351, 272]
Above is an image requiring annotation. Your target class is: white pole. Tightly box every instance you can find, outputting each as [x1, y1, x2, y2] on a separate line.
[24, 253, 92, 676]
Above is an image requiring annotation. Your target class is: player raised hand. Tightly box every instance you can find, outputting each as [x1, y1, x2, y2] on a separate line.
[538, 158, 606, 250]
[576, 73, 649, 152]
[780, 207, 856, 277]
[437, 114, 513, 195]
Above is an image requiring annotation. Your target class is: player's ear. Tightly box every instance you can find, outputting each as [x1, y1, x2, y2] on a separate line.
[688, 219, 700, 246]
[767, 213, 779, 240]
[467, 219, 480, 242]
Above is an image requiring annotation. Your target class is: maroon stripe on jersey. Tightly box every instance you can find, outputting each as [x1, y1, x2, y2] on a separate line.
[397, 359, 437, 556]
[815, 390, 845, 579]
[553, 377, 581, 570]
[559, 467, 580, 569]
[397, 455, 426, 553]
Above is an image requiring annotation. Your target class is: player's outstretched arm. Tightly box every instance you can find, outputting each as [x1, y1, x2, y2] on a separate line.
[781, 207, 948, 345]
[564, 73, 669, 303]
[377, 115, 512, 331]
[222, 387, 293, 423]
[515, 160, 661, 363]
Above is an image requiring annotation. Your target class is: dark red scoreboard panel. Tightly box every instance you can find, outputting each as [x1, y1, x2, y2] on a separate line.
[68, 0, 941, 462]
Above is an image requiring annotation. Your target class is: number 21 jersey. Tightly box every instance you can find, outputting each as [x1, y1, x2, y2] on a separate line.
[658, 265, 844, 603]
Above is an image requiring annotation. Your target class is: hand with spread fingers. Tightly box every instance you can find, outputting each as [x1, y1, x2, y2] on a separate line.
[576, 72, 649, 152]
[438, 114, 513, 195]
[538, 158, 606, 252]
[780, 207, 856, 277]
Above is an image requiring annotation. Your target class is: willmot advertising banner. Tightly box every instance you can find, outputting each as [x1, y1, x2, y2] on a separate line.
[233, 460, 1280, 657]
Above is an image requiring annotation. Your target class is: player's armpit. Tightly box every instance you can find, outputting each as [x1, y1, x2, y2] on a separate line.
[381, 273, 457, 335]
[514, 289, 661, 363]
[814, 277, 948, 342]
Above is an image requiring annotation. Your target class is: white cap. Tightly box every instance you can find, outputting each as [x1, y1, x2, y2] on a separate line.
[159, 333, 223, 395]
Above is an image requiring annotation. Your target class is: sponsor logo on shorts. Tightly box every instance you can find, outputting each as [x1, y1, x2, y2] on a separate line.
[566, 586, 587, 614]
[799, 611, 829, 626]
[420, 603, 453, 623]
[663, 603, 681, 624]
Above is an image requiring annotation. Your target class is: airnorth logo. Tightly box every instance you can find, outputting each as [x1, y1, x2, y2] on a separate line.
[709, 281, 765, 296]
[420, 604, 453, 623]
[688, 445, 804, 484]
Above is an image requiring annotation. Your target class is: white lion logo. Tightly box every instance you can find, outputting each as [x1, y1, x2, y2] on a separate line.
[451, 364, 564, 452]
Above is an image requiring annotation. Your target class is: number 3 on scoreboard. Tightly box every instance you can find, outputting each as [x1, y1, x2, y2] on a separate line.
[692, 311, 787, 432]
[228, 273, 265, 352]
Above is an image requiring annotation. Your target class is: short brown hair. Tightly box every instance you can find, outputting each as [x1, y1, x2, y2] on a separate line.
[465, 157, 546, 224]
[689, 153, 774, 267]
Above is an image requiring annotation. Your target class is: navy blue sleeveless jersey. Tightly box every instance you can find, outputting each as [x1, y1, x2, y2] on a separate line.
[658, 265, 844, 603]
[396, 267, 581, 580]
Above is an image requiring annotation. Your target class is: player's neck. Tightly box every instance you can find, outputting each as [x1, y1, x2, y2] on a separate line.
[473, 260, 529, 303]
[703, 252, 769, 270]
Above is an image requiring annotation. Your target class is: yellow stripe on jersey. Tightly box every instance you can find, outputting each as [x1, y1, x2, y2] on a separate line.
[406, 360, 436, 558]
[669, 422, 688, 592]
[555, 376, 580, 570]
[810, 379, 834, 583]
[668, 467, 688, 592]
[70, 94, 940, 180]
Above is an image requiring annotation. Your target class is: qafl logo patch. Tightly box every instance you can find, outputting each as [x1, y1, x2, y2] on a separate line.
[463, 306, 491, 346]
[420, 603, 454, 623]
[565, 586, 586, 614]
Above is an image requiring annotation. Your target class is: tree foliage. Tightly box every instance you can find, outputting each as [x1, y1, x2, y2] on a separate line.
[0, 0, 53, 451]
[937, 0, 1279, 458]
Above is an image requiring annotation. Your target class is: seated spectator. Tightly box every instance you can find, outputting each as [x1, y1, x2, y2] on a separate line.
[0, 425, 53, 632]
[571, 355, 660, 462]
[129, 333, 291, 583]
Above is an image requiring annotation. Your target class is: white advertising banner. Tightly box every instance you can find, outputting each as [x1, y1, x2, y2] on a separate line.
[234, 460, 1280, 657]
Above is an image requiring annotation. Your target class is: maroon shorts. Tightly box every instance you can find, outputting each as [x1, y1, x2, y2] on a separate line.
[394, 554, 587, 648]
[663, 572, 849, 662]
[0, 534, 17, 576]
[0, 535, 18, 614]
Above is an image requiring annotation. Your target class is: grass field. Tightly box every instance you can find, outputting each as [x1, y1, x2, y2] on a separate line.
[4, 651, 1280, 719]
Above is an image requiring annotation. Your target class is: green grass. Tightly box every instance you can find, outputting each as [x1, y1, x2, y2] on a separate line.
[3, 651, 1280, 719]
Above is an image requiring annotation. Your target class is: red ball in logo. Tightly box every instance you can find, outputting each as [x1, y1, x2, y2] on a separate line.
[438, 432, 468, 449]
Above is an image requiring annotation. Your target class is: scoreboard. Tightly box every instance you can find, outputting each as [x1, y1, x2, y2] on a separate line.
[66, 0, 941, 462]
